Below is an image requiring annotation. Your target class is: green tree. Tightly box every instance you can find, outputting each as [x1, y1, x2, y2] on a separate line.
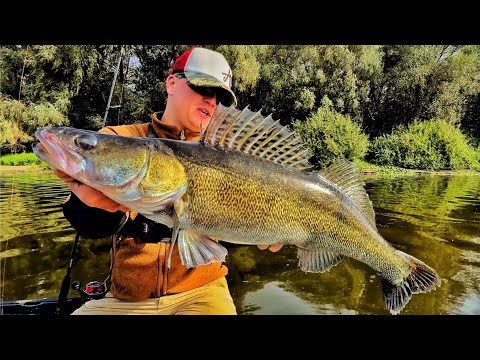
[462, 93, 480, 143]
[68, 45, 126, 129]
[293, 100, 370, 168]
[128, 45, 189, 121]
[0, 45, 26, 99]
[365, 45, 480, 137]
[240, 45, 382, 128]
[0, 96, 67, 153]
[370, 118, 480, 170]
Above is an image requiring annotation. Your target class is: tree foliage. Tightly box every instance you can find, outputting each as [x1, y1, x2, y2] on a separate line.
[293, 100, 370, 168]
[1, 44, 479, 169]
[369, 119, 480, 170]
[0, 96, 67, 152]
[364, 45, 480, 137]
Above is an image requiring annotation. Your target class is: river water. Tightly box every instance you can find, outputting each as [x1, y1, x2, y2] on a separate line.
[1, 169, 479, 315]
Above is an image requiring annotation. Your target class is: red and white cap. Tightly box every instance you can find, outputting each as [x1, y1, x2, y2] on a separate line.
[170, 47, 237, 107]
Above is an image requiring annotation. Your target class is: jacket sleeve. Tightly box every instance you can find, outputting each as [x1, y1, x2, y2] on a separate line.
[62, 192, 127, 239]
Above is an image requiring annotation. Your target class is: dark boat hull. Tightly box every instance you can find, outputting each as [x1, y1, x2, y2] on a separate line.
[1, 297, 83, 315]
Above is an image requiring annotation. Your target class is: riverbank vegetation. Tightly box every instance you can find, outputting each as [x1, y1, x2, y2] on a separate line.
[2, 152, 478, 178]
[0, 152, 42, 166]
[1, 45, 479, 171]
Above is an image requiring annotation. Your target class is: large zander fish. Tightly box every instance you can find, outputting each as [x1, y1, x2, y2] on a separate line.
[33, 104, 441, 314]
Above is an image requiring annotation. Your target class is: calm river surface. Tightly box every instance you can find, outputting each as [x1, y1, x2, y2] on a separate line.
[1, 169, 479, 315]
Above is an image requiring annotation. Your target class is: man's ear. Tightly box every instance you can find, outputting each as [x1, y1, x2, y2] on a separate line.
[165, 75, 176, 95]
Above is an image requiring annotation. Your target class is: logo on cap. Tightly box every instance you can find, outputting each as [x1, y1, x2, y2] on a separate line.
[222, 68, 232, 86]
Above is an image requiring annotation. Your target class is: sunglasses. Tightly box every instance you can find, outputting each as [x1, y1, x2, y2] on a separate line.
[174, 73, 231, 106]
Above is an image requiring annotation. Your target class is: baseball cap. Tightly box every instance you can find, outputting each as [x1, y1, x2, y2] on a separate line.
[170, 47, 237, 107]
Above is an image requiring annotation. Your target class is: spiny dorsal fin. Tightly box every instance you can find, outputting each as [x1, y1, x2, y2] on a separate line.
[202, 104, 313, 171]
[318, 159, 376, 228]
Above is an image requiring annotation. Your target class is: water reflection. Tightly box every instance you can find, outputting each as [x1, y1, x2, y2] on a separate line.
[1, 170, 479, 314]
[226, 174, 480, 315]
[0, 171, 111, 301]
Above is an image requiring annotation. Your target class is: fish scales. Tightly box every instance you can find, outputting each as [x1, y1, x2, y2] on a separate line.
[166, 140, 405, 273]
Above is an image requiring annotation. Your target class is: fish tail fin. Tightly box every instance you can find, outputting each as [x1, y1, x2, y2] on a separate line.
[380, 251, 441, 315]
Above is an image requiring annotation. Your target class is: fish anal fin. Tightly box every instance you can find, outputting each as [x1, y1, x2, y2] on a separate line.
[177, 230, 228, 268]
[297, 247, 344, 273]
[318, 159, 376, 228]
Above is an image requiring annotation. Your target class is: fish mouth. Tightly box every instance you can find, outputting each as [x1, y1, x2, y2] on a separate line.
[33, 128, 83, 175]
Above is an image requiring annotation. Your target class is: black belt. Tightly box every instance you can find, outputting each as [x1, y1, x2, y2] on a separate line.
[118, 214, 172, 243]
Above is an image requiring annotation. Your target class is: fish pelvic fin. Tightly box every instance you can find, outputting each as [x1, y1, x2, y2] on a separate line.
[380, 251, 442, 315]
[318, 159, 376, 229]
[177, 230, 228, 268]
[297, 247, 344, 273]
[202, 104, 314, 172]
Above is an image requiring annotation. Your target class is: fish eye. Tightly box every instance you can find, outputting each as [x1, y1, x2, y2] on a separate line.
[74, 134, 98, 150]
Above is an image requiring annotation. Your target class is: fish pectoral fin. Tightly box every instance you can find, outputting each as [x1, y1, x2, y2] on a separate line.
[297, 247, 344, 273]
[126, 185, 187, 214]
[177, 230, 228, 268]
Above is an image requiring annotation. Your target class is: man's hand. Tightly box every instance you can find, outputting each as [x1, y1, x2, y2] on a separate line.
[257, 244, 283, 252]
[53, 169, 130, 213]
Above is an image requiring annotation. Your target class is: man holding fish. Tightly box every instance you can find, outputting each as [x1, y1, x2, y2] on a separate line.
[54, 47, 283, 315]
[37, 46, 441, 316]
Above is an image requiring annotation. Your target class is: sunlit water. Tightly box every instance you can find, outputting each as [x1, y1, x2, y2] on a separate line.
[1, 169, 479, 315]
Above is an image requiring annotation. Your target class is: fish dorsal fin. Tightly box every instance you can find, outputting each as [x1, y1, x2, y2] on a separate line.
[202, 104, 313, 171]
[318, 159, 376, 228]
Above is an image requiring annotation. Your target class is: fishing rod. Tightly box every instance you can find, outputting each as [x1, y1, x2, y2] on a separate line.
[55, 232, 80, 315]
[102, 46, 125, 128]
[55, 230, 107, 315]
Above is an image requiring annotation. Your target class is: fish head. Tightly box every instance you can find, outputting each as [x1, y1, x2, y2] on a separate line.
[33, 127, 150, 189]
[34, 126, 188, 206]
